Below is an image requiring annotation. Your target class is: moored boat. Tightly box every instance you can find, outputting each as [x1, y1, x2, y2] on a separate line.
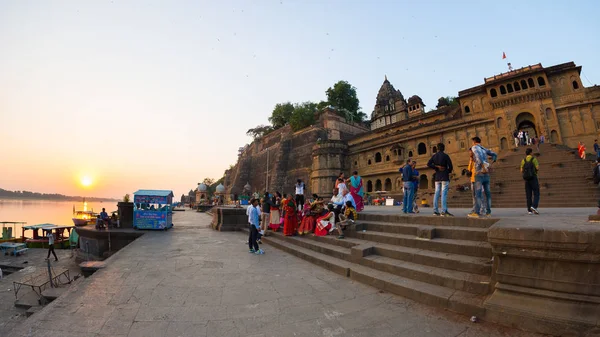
[72, 199, 97, 226]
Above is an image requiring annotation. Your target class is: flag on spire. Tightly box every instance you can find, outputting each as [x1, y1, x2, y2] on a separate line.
[502, 52, 507, 60]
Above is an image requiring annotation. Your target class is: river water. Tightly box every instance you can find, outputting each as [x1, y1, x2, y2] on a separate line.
[0, 199, 119, 235]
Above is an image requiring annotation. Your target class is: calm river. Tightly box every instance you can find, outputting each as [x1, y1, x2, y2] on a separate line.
[0, 199, 118, 235]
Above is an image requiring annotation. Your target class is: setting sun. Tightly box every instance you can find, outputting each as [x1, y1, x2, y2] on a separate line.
[81, 176, 93, 187]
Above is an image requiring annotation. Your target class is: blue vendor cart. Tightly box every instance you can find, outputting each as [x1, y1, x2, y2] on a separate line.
[133, 190, 174, 230]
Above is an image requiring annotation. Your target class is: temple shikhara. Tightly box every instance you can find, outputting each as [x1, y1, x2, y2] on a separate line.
[223, 61, 600, 207]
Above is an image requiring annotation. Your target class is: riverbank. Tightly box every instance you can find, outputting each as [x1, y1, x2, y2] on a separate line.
[7, 210, 543, 337]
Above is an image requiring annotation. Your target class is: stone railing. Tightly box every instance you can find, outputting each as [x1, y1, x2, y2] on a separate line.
[485, 218, 600, 336]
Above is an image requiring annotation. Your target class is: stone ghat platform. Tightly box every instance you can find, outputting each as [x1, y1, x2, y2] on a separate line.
[222, 206, 600, 336]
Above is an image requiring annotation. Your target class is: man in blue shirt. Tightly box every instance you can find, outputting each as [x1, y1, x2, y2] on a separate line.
[411, 160, 420, 213]
[594, 139, 600, 160]
[400, 159, 415, 214]
[248, 199, 264, 254]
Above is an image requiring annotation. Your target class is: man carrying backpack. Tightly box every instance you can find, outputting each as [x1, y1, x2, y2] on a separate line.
[521, 148, 540, 215]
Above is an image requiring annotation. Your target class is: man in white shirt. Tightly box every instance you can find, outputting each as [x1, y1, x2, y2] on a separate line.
[295, 179, 305, 211]
[46, 231, 58, 261]
[333, 188, 356, 220]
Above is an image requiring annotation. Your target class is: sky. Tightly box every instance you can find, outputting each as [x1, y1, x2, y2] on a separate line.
[1, 0, 599, 199]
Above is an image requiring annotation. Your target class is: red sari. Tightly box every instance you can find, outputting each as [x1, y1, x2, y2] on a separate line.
[349, 176, 364, 212]
[283, 198, 297, 236]
[578, 143, 586, 160]
[314, 211, 334, 236]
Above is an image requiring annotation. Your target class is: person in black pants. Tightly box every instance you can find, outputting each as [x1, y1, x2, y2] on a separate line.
[295, 179, 305, 212]
[46, 231, 58, 261]
[520, 148, 540, 215]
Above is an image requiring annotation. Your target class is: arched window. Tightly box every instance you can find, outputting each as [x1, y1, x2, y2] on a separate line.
[432, 146, 437, 153]
[538, 77, 546, 86]
[550, 130, 559, 143]
[490, 88, 498, 97]
[514, 82, 521, 91]
[464, 106, 471, 113]
[573, 81, 579, 90]
[417, 143, 427, 155]
[545, 108, 553, 120]
[528, 78, 535, 88]
[500, 137, 508, 150]
[419, 174, 428, 189]
[408, 151, 413, 157]
[385, 155, 390, 161]
[497, 117, 504, 128]
[375, 152, 382, 163]
[521, 80, 528, 89]
[384, 178, 392, 191]
[500, 85, 507, 95]
[354, 161, 358, 166]
[368, 159, 372, 165]
[367, 180, 373, 192]
[507, 83, 514, 93]
[375, 179, 382, 191]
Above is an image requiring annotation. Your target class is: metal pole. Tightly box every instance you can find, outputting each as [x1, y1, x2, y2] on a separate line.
[86, 241, 90, 261]
[266, 148, 269, 191]
[47, 259, 54, 288]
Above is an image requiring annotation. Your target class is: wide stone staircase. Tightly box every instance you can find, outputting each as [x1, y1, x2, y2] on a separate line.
[263, 213, 496, 318]
[447, 143, 598, 208]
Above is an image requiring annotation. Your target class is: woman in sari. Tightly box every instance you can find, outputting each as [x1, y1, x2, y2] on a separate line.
[298, 195, 325, 235]
[348, 170, 364, 212]
[578, 142, 586, 160]
[269, 192, 282, 232]
[282, 194, 297, 236]
[315, 204, 336, 236]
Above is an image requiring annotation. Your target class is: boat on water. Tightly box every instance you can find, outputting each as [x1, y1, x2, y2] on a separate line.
[21, 223, 75, 248]
[72, 200, 97, 226]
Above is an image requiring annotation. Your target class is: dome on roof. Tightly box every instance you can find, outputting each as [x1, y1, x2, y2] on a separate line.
[408, 95, 424, 106]
[376, 76, 405, 104]
[215, 183, 225, 194]
[198, 183, 208, 192]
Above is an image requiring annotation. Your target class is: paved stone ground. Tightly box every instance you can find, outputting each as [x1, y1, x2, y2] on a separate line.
[0, 247, 81, 333]
[6, 211, 548, 337]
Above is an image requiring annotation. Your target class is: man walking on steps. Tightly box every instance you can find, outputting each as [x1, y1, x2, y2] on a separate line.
[521, 148, 540, 215]
[427, 143, 454, 216]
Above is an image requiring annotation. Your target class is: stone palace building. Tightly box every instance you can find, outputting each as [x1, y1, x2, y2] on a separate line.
[223, 61, 600, 199]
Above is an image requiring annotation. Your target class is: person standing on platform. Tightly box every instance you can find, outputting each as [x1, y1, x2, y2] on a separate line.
[521, 148, 540, 215]
[513, 130, 520, 148]
[260, 192, 271, 236]
[400, 159, 415, 214]
[411, 160, 420, 213]
[469, 137, 497, 218]
[427, 143, 454, 217]
[248, 199, 264, 254]
[295, 179, 305, 212]
[45, 231, 58, 261]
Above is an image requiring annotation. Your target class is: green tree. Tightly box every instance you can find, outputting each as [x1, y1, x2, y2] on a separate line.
[246, 124, 274, 139]
[202, 178, 215, 186]
[289, 102, 318, 131]
[325, 81, 363, 122]
[268, 102, 294, 129]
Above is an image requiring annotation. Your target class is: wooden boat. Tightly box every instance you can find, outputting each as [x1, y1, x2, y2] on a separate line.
[1, 221, 26, 243]
[21, 224, 74, 248]
[72, 200, 97, 226]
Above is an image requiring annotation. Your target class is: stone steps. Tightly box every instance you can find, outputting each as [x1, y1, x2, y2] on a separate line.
[307, 235, 491, 275]
[264, 232, 486, 317]
[356, 220, 488, 241]
[350, 231, 492, 258]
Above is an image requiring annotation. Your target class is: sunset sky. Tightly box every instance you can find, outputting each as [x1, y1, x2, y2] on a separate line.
[1, 0, 599, 199]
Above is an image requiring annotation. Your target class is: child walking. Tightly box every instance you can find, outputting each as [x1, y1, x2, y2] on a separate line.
[248, 199, 264, 255]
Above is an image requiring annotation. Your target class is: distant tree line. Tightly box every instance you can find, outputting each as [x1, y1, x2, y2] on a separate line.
[246, 80, 365, 140]
[0, 188, 118, 202]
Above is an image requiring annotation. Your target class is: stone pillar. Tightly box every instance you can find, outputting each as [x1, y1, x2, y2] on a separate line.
[310, 141, 349, 197]
[484, 220, 600, 336]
